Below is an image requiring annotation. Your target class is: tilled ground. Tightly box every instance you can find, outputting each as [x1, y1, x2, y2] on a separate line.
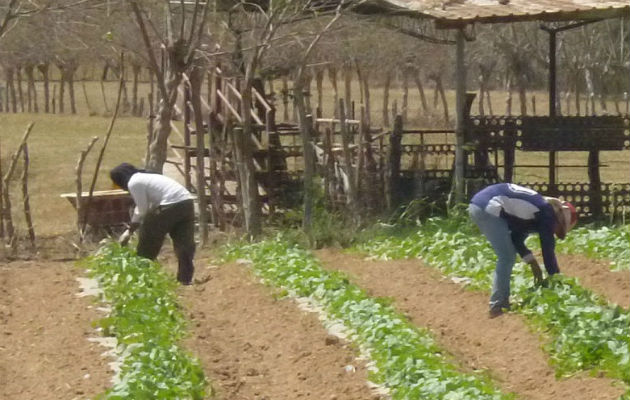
[316, 249, 626, 400]
[2, 248, 626, 400]
[178, 261, 380, 400]
[0, 261, 112, 400]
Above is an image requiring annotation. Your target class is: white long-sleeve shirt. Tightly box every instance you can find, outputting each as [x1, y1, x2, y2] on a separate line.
[127, 173, 193, 224]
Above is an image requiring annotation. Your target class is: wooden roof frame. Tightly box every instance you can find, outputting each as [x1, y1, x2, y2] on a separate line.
[353, 0, 630, 202]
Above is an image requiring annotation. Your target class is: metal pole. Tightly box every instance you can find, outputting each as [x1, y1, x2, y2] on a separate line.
[454, 28, 466, 203]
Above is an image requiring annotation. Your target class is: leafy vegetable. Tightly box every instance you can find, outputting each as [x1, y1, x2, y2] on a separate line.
[554, 225, 630, 270]
[224, 237, 513, 400]
[81, 244, 208, 399]
[356, 212, 630, 396]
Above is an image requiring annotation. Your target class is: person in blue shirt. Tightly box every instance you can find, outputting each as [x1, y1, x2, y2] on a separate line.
[469, 183, 577, 318]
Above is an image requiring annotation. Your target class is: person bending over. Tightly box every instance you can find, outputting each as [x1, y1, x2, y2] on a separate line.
[110, 163, 196, 285]
[469, 183, 577, 318]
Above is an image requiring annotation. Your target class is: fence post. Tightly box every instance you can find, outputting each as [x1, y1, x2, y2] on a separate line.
[386, 114, 403, 211]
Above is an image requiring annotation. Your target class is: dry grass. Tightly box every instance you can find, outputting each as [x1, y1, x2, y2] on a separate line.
[1, 78, 628, 239]
[1, 113, 147, 236]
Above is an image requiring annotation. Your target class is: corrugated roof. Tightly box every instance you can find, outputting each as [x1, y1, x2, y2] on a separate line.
[359, 0, 630, 27]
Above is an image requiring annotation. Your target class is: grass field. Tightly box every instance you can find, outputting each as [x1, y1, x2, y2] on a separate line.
[1, 113, 147, 236]
[1, 79, 628, 237]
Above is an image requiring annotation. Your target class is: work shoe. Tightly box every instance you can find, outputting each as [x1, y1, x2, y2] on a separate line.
[489, 303, 511, 319]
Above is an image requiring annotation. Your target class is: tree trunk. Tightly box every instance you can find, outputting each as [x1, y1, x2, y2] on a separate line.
[25, 65, 38, 113]
[5, 67, 16, 113]
[412, 70, 428, 113]
[402, 69, 409, 123]
[315, 68, 324, 117]
[235, 81, 261, 238]
[82, 79, 93, 115]
[343, 64, 352, 121]
[58, 68, 66, 114]
[382, 70, 391, 127]
[505, 78, 512, 116]
[132, 64, 141, 116]
[362, 70, 371, 127]
[37, 64, 50, 113]
[518, 76, 527, 116]
[328, 65, 338, 118]
[478, 75, 485, 116]
[435, 76, 449, 121]
[68, 70, 77, 114]
[282, 75, 289, 121]
[16, 67, 24, 112]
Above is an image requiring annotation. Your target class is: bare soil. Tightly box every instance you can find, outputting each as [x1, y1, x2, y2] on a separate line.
[0, 261, 112, 400]
[1, 246, 626, 400]
[315, 248, 626, 400]
[178, 261, 380, 400]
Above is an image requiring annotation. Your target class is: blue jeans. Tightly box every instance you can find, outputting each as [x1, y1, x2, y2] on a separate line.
[469, 204, 516, 309]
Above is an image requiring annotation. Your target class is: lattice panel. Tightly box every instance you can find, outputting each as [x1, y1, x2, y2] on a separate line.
[467, 116, 519, 149]
[519, 182, 630, 217]
[468, 115, 630, 152]
[401, 144, 456, 155]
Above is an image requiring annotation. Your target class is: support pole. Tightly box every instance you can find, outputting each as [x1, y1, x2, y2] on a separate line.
[454, 28, 466, 204]
[548, 29, 557, 190]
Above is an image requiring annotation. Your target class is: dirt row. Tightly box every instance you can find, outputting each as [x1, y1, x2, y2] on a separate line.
[0, 262, 112, 400]
[1, 249, 627, 400]
[315, 249, 628, 400]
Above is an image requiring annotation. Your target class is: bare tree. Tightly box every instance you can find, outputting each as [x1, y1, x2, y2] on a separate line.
[128, 0, 210, 173]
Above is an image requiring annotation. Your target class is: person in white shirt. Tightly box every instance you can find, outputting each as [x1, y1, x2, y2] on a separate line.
[110, 163, 196, 285]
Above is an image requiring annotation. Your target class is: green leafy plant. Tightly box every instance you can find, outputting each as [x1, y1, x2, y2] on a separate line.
[554, 224, 630, 270]
[356, 214, 630, 396]
[81, 244, 208, 399]
[224, 237, 512, 400]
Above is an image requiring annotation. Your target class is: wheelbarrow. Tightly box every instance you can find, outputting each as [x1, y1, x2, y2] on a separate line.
[60, 190, 134, 231]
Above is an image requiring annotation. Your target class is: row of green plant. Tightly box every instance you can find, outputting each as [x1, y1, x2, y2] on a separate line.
[553, 224, 630, 270]
[224, 237, 513, 400]
[355, 211, 630, 397]
[81, 244, 208, 399]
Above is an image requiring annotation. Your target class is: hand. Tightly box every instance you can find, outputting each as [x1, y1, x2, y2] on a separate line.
[529, 260, 543, 286]
[118, 229, 131, 246]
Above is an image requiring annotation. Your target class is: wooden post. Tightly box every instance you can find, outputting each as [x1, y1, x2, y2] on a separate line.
[0, 138, 3, 239]
[21, 144, 35, 250]
[189, 68, 209, 246]
[75, 136, 98, 242]
[183, 82, 192, 190]
[402, 69, 409, 123]
[382, 70, 391, 127]
[323, 126, 333, 204]
[386, 114, 403, 211]
[588, 151, 602, 217]
[3, 123, 35, 251]
[82, 57, 125, 235]
[454, 29, 466, 204]
[338, 100, 358, 220]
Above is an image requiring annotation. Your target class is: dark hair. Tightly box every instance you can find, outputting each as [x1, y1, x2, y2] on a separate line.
[110, 163, 142, 190]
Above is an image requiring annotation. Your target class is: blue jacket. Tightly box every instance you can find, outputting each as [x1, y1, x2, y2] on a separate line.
[471, 183, 559, 275]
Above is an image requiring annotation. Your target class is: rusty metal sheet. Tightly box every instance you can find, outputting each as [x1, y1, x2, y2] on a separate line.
[368, 0, 629, 26]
